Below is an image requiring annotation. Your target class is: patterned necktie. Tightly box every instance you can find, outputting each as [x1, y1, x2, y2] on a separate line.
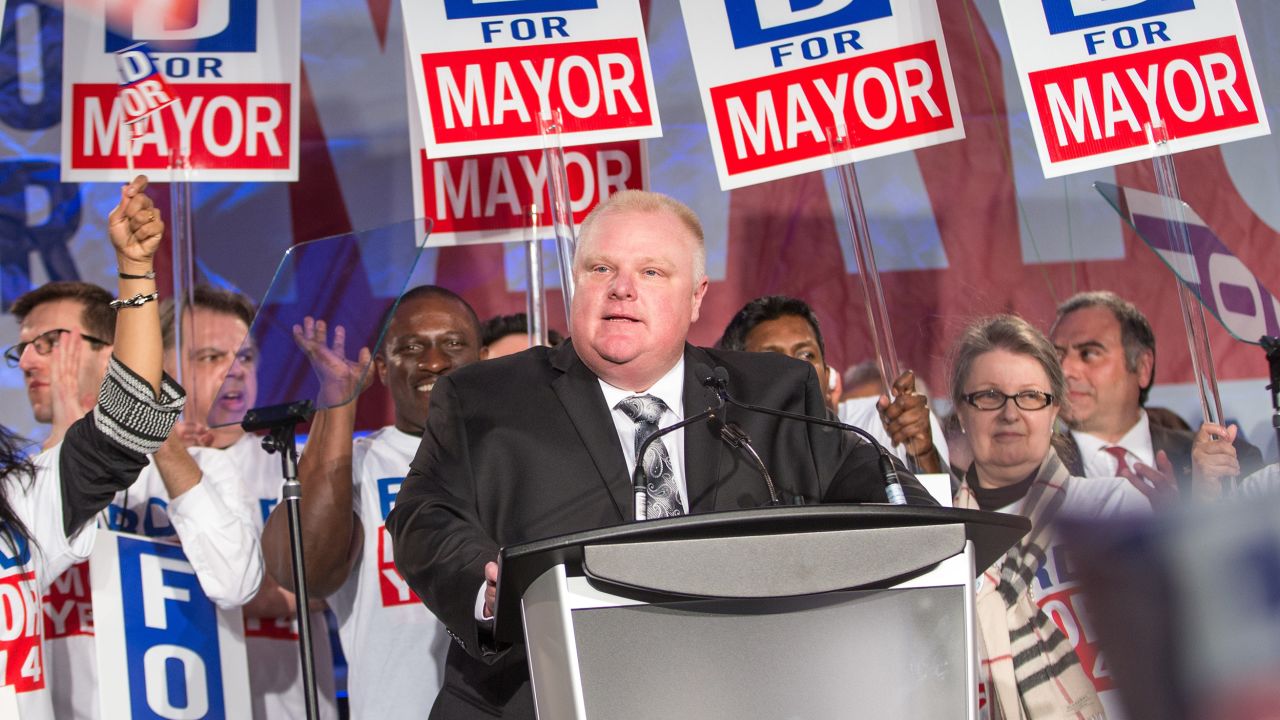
[617, 394, 684, 520]
[1104, 445, 1135, 479]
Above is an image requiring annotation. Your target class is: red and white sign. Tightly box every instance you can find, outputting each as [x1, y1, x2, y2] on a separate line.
[998, 0, 1270, 178]
[0, 570, 44, 695]
[677, 0, 964, 190]
[61, 0, 301, 181]
[401, 0, 661, 159]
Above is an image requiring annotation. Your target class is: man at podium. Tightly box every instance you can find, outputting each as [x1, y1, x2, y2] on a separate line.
[388, 190, 935, 719]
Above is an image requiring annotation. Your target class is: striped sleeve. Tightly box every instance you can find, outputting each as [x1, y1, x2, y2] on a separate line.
[93, 355, 186, 455]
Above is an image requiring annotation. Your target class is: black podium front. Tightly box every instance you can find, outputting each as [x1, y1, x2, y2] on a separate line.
[493, 505, 1028, 719]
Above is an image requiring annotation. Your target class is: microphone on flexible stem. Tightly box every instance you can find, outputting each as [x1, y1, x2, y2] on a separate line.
[632, 394, 725, 520]
[696, 363, 909, 506]
[720, 421, 780, 505]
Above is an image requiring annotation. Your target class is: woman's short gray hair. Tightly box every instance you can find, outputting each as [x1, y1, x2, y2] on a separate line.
[949, 314, 1068, 411]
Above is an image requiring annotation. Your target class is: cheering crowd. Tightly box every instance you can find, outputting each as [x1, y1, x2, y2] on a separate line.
[3, 183, 1275, 719]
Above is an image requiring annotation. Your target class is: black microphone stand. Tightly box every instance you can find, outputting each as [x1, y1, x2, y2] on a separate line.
[242, 400, 320, 720]
[698, 365, 908, 505]
[633, 398, 725, 520]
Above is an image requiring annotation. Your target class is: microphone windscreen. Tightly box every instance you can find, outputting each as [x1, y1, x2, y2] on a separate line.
[713, 366, 730, 385]
[692, 362, 716, 387]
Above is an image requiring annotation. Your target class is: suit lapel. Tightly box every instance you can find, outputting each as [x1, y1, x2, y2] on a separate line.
[683, 346, 725, 512]
[550, 341, 631, 520]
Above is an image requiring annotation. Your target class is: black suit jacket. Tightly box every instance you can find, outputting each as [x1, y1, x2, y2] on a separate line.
[387, 341, 935, 719]
[1060, 422, 1263, 494]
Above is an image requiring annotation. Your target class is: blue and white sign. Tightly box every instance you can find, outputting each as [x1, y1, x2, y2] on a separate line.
[90, 531, 250, 719]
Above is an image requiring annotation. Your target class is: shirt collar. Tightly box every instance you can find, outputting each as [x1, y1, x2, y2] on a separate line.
[1071, 409, 1154, 466]
[598, 356, 686, 420]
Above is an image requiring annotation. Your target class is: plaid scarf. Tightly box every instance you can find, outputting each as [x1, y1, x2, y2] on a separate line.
[955, 448, 1106, 720]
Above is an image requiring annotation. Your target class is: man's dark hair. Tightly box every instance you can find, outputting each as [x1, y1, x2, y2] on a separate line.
[481, 313, 564, 347]
[11, 281, 116, 342]
[377, 285, 481, 353]
[1052, 291, 1157, 405]
[160, 285, 258, 350]
[715, 295, 826, 361]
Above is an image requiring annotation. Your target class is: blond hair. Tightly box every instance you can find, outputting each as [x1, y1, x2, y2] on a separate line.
[576, 190, 706, 281]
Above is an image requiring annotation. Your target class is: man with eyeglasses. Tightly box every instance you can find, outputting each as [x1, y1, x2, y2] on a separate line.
[1049, 291, 1263, 505]
[9, 282, 117, 450]
[12, 279, 264, 720]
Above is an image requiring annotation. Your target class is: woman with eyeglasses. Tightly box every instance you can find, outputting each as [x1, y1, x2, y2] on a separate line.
[949, 314, 1147, 720]
[0, 176, 184, 719]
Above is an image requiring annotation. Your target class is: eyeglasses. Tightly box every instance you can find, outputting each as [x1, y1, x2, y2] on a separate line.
[961, 389, 1056, 411]
[4, 328, 112, 368]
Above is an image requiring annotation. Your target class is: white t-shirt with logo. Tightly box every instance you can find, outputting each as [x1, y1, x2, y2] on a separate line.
[977, 475, 1150, 720]
[225, 433, 338, 720]
[328, 426, 449, 718]
[46, 446, 263, 719]
[1, 447, 96, 720]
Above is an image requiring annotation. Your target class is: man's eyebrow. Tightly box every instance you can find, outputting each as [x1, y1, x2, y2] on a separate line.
[1070, 340, 1106, 351]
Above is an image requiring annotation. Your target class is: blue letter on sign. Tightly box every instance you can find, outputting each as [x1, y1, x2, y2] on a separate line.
[1040, 0, 1194, 35]
[106, 0, 257, 53]
[443, 0, 596, 19]
[118, 537, 226, 719]
[724, 0, 891, 49]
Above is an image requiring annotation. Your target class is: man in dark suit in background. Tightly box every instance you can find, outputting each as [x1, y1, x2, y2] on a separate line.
[1049, 290, 1263, 505]
[387, 190, 934, 719]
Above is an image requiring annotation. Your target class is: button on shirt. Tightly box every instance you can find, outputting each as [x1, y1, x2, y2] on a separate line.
[1072, 410, 1155, 478]
[597, 356, 690, 515]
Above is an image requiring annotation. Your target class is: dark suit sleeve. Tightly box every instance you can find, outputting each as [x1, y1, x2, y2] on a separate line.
[387, 376, 502, 661]
[1233, 433, 1265, 479]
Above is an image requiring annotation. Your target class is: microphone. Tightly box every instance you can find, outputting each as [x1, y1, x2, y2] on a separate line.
[719, 421, 780, 505]
[632, 392, 725, 520]
[695, 363, 909, 506]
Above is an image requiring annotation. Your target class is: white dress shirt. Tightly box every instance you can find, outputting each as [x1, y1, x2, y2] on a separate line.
[1072, 410, 1155, 477]
[597, 356, 689, 515]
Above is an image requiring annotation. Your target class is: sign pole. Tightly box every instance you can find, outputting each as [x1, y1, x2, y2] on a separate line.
[525, 203, 549, 347]
[169, 151, 196, 416]
[826, 125, 924, 471]
[541, 109, 577, 328]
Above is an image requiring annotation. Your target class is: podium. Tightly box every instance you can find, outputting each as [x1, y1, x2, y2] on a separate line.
[494, 505, 1029, 719]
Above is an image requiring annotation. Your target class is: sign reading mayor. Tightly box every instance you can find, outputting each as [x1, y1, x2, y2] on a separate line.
[678, 0, 965, 190]
[61, 0, 301, 182]
[402, 0, 662, 158]
[998, 0, 1270, 178]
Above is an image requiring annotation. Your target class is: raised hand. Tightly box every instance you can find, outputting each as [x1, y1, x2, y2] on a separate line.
[292, 317, 372, 408]
[107, 175, 164, 273]
[170, 419, 216, 449]
[877, 369, 943, 473]
[43, 333, 94, 450]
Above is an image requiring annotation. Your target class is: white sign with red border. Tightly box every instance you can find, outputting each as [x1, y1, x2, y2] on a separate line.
[677, 0, 965, 191]
[61, 0, 301, 181]
[401, 0, 662, 160]
[997, 0, 1270, 178]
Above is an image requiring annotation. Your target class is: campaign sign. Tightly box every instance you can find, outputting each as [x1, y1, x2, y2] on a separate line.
[61, 0, 301, 181]
[677, 0, 965, 190]
[115, 42, 177, 135]
[91, 532, 250, 719]
[998, 0, 1270, 178]
[1098, 182, 1280, 344]
[401, 0, 662, 159]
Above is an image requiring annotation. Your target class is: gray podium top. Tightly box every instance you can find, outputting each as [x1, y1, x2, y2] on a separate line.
[494, 505, 1028, 643]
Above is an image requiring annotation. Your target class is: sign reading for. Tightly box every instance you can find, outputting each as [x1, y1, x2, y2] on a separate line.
[91, 532, 250, 719]
[402, 0, 661, 158]
[62, 0, 300, 182]
[678, 0, 964, 190]
[998, 0, 1268, 177]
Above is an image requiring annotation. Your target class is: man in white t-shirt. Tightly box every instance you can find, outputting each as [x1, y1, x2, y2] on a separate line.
[261, 285, 487, 718]
[160, 285, 338, 719]
[12, 281, 265, 719]
[715, 294, 950, 472]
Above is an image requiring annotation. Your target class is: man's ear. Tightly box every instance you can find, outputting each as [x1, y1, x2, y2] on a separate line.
[374, 353, 388, 385]
[1137, 349, 1155, 393]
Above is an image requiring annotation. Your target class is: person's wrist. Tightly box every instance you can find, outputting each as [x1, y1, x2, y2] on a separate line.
[117, 257, 155, 276]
